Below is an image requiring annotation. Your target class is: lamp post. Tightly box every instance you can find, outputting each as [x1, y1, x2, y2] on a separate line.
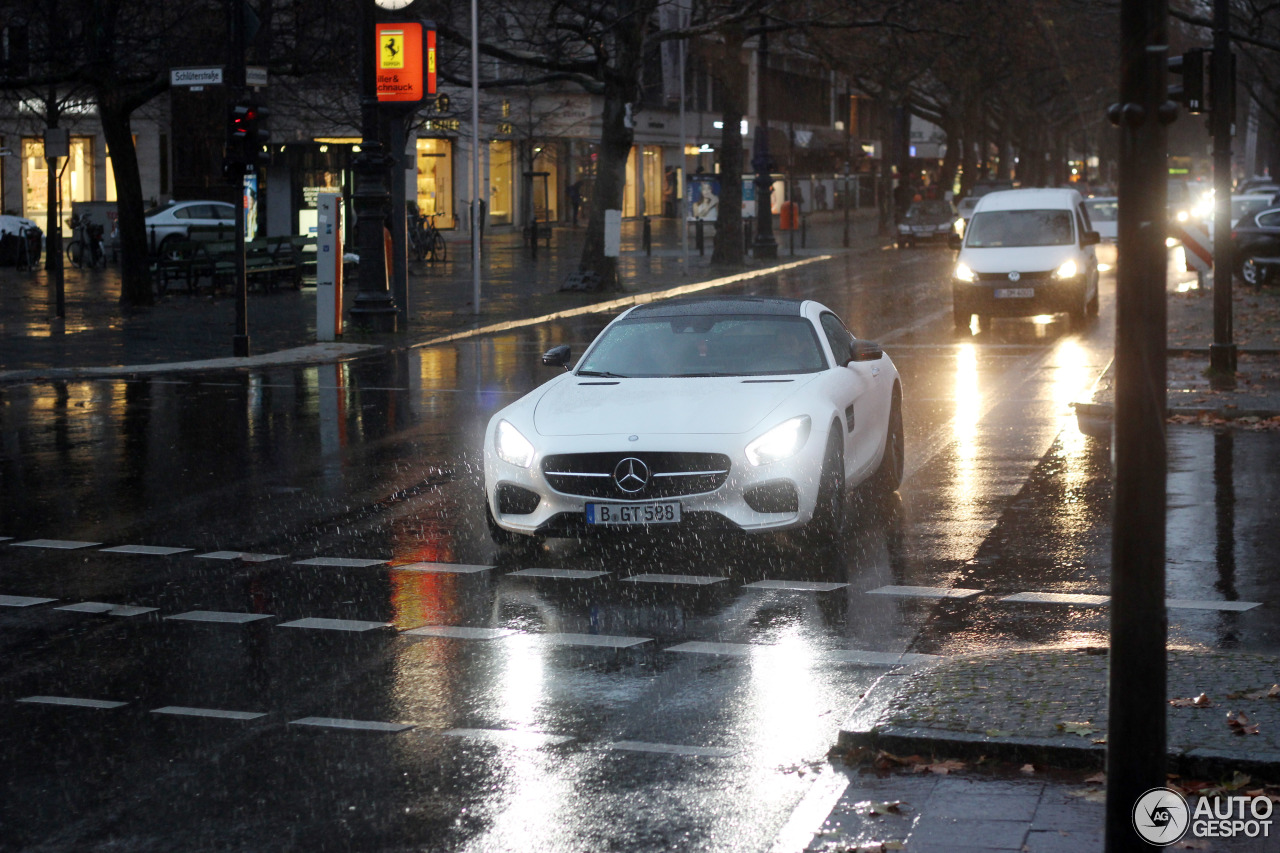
[751, 16, 777, 261]
[349, 0, 398, 333]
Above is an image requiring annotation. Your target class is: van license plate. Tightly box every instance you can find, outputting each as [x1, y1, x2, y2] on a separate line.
[994, 288, 1035, 299]
[586, 502, 681, 525]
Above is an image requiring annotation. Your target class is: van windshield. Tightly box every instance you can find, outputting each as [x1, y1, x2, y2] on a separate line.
[964, 209, 1075, 248]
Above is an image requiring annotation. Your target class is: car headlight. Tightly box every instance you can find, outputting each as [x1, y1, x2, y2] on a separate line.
[1054, 259, 1078, 279]
[954, 262, 976, 282]
[745, 415, 811, 466]
[495, 419, 535, 468]
[1176, 209, 1189, 223]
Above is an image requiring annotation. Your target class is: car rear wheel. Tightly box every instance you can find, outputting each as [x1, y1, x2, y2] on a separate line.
[1241, 256, 1270, 287]
[872, 392, 905, 495]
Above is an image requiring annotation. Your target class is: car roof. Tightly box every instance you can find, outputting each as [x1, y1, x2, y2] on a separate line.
[974, 188, 1083, 212]
[627, 296, 807, 318]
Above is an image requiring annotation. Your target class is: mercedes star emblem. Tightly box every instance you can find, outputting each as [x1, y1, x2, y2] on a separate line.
[613, 457, 651, 494]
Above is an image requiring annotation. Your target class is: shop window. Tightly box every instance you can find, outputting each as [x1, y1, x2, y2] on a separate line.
[22, 135, 93, 234]
[416, 137, 455, 229]
[623, 145, 638, 217]
[530, 144, 559, 223]
[489, 139, 514, 226]
[642, 146, 663, 217]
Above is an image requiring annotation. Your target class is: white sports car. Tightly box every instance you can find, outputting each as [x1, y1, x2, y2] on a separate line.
[483, 296, 904, 548]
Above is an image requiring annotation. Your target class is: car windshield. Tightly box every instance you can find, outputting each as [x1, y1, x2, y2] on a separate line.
[577, 315, 827, 378]
[1084, 200, 1118, 222]
[905, 201, 953, 220]
[143, 205, 172, 218]
[964, 209, 1075, 248]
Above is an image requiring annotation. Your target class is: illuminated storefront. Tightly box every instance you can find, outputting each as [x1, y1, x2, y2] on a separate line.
[488, 139, 514, 226]
[22, 135, 95, 234]
[416, 137, 455, 229]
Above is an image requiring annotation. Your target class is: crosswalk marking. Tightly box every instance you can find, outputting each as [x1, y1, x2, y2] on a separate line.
[603, 740, 735, 757]
[289, 717, 413, 733]
[54, 602, 159, 617]
[1000, 592, 1110, 606]
[405, 626, 512, 640]
[743, 580, 848, 592]
[17, 696, 127, 709]
[444, 727, 573, 747]
[99, 545, 193, 556]
[867, 585, 984, 600]
[294, 557, 388, 568]
[507, 568, 609, 580]
[9, 539, 101, 550]
[151, 706, 267, 721]
[0, 595, 57, 607]
[665, 641, 932, 667]
[166, 611, 274, 624]
[534, 632, 651, 649]
[395, 562, 493, 574]
[622, 574, 727, 585]
[278, 617, 390, 632]
[1166, 598, 1261, 612]
[195, 551, 286, 562]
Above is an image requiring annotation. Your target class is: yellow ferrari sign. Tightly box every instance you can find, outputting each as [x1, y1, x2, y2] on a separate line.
[380, 30, 405, 69]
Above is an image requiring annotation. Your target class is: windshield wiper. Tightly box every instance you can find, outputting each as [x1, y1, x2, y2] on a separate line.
[576, 369, 628, 378]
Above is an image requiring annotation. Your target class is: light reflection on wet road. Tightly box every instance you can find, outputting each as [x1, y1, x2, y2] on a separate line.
[2, 249, 1276, 851]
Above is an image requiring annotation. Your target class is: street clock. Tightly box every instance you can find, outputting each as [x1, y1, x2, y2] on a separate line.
[374, 0, 414, 9]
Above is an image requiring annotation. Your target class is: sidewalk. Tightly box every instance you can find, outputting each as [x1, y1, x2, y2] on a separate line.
[0, 211, 879, 382]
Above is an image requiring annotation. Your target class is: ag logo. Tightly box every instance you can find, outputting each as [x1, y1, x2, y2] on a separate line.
[1133, 787, 1189, 845]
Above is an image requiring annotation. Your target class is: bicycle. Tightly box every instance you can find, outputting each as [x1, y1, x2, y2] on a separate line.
[66, 212, 106, 269]
[409, 211, 447, 263]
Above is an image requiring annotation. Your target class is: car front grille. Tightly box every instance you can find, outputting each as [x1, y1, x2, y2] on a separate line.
[975, 270, 1053, 282]
[542, 452, 732, 499]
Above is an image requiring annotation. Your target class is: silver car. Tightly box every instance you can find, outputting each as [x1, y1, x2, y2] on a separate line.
[144, 200, 236, 253]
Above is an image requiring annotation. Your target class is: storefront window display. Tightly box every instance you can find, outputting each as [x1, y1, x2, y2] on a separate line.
[416, 137, 455, 229]
[642, 146, 663, 217]
[22, 136, 94, 234]
[622, 145, 638, 217]
[488, 139, 514, 226]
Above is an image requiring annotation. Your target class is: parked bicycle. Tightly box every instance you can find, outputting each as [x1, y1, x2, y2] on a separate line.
[408, 209, 447, 263]
[66, 211, 106, 269]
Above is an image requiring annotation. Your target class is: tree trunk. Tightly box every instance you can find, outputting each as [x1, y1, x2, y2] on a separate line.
[711, 26, 745, 267]
[938, 119, 960, 194]
[98, 98, 153, 307]
[579, 83, 634, 291]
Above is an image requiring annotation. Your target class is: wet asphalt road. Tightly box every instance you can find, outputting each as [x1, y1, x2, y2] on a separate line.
[2, 248, 1278, 852]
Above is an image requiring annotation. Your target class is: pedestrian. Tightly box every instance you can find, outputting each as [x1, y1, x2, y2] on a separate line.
[567, 181, 582, 226]
[814, 182, 827, 211]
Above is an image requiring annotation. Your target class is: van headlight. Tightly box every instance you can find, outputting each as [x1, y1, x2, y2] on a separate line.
[1054, 260, 1079, 279]
[746, 416, 811, 466]
[495, 419, 535, 468]
[954, 262, 976, 282]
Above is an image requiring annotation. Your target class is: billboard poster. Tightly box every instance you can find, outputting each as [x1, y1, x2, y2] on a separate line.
[687, 175, 720, 222]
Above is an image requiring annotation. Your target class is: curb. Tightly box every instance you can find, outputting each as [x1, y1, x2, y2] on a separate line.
[1072, 401, 1280, 439]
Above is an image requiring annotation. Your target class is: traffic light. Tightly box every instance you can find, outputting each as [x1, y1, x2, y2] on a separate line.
[244, 101, 270, 167]
[224, 102, 252, 176]
[1168, 49, 1207, 113]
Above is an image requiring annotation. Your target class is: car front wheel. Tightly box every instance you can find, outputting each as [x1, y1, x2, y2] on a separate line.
[1241, 255, 1270, 287]
[872, 392, 905, 495]
[808, 430, 845, 542]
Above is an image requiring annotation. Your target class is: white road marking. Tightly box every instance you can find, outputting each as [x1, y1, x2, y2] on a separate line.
[277, 617, 391, 632]
[0, 595, 57, 607]
[17, 696, 127, 709]
[54, 602, 159, 617]
[1166, 599, 1261, 612]
[195, 551, 286, 562]
[405, 626, 512, 640]
[867, 584, 984, 600]
[768, 764, 855, 853]
[99, 545, 193, 556]
[293, 557, 388, 568]
[507, 568, 609, 580]
[602, 740, 735, 758]
[166, 611, 274, 624]
[534, 632, 651, 649]
[443, 727, 574, 747]
[289, 717, 414, 733]
[9, 539, 101, 550]
[622, 574, 727, 585]
[151, 706, 267, 721]
[1000, 592, 1110, 606]
[665, 641, 753, 657]
[395, 562, 494, 574]
[665, 641, 936, 667]
[743, 580, 848, 592]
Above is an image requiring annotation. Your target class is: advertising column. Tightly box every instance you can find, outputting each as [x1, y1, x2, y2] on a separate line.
[316, 191, 343, 341]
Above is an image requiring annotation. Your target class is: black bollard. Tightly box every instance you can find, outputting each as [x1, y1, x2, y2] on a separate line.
[696, 219, 704, 255]
[643, 216, 651, 255]
[530, 220, 538, 260]
[801, 213, 807, 249]
[744, 218, 753, 256]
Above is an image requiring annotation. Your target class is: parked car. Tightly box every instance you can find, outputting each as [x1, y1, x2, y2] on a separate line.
[896, 199, 959, 248]
[1231, 204, 1280, 286]
[1238, 176, 1280, 196]
[956, 196, 980, 235]
[144, 200, 237, 253]
[950, 188, 1101, 330]
[1083, 196, 1118, 267]
[483, 296, 904, 551]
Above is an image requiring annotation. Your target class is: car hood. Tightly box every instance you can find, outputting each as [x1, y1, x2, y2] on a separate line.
[960, 245, 1081, 274]
[530, 375, 815, 437]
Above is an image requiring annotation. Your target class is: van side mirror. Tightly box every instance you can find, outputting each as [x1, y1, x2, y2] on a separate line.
[1082, 230, 1101, 247]
[541, 345, 572, 370]
[849, 339, 884, 362]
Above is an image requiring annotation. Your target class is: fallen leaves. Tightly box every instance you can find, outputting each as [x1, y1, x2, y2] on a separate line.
[1225, 684, 1280, 700]
[1227, 710, 1260, 736]
[1169, 693, 1214, 708]
[1056, 721, 1099, 737]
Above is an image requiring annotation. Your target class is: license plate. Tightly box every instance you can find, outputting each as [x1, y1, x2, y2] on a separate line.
[994, 287, 1035, 298]
[586, 501, 681, 525]
[912, 226, 929, 233]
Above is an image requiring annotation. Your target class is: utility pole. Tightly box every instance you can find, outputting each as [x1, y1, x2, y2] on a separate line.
[1209, 0, 1235, 385]
[1104, 0, 1170, 845]
[228, 0, 249, 357]
[750, 16, 777, 261]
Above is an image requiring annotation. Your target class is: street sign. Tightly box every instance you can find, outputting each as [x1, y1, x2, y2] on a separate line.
[170, 66, 223, 87]
[246, 66, 268, 88]
[1173, 222, 1212, 272]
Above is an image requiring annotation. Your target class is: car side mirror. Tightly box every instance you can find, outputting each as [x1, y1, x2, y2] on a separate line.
[541, 344, 572, 370]
[849, 339, 883, 362]
[1082, 230, 1101, 247]
[948, 232, 963, 250]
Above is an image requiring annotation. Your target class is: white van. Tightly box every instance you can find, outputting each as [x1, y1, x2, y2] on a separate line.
[950, 188, 1101, 330]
